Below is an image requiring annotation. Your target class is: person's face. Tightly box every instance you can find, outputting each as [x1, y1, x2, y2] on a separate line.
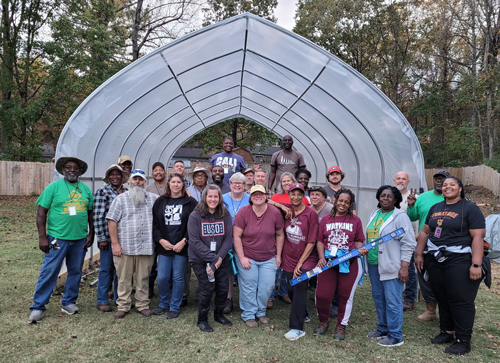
[108, 169, 123, 188]
[63, 161, 80, 182]
[309, 191, 325, 207]
[328, 172, 342, 185]
[336, 193, 351, 215]
[212, 166, 224, 183]
[281, 176, 293, 192]
[442, 178, 462, 200]
[152, 166, 166, 182]
[297, 173, 309, 188]
[194, 172, 208, 188]
[206, 189, 219, 210]
[393, 172, 410, 192]
[282, 136, 293, 150]
[289, 189, 304, 207]
[254, 171, 267, 185]
[379, 188, 396, 211]
[245, 172, 254, 184]
[131, 176, 146, 187]
[223, 139, 234, 153]
[230, 179, 244, 193]
[120, 161, 132, 173]
[433, 174, 446, 193]
[173, 162, 185, 175]
[251, 191, 266, 206]
[169, 176, 183, 194]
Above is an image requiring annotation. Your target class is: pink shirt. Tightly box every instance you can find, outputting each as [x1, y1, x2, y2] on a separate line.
[281, 206, 319, 272]
[318, 214, 365, 253]
[233, 205, 285, 262]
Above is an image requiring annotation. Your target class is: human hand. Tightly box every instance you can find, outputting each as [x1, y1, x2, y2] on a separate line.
[98, 241, 108, 251]
[317, 258, 326, 268]
[172, 240, 186, 253]
[39, 236, 50, 254]
[470, 265, 482, 280]
[240, 257, 252, 270]
[407, 188, 417, 207]
[160, 239, 174, 250]
[293, 263, 303, 278]
[112, 243, 122, 257]
[398, 266, 409, 283]
[358, 247, 369, 256]
[215, 257, 223, 269]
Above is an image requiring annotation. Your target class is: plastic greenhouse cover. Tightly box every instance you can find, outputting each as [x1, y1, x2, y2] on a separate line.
[55, 13, 426, 227]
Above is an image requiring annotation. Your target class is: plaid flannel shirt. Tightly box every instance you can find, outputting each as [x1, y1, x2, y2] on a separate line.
[93, 184, 127, 243]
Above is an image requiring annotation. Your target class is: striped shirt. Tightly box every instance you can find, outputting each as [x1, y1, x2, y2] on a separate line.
[93, 184, 127, 243]
[106, 190, 159, 255]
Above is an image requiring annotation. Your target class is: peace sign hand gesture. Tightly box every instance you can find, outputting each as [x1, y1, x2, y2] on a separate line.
[407, 188, 417, 207]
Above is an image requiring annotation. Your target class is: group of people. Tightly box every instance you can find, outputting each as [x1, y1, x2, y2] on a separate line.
[27, 136, 486, 356]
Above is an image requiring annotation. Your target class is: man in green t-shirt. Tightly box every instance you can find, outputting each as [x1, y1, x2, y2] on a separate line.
[28, 157, 94, 324]
[406, 169, 450, 322]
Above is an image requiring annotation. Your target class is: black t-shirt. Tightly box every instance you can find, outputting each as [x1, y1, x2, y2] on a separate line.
[426, 199, 485, 247]
[163, 197, 184, 245]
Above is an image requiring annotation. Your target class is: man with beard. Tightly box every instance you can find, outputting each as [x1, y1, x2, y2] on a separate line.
[324, 166, 357, 214]
[146, 162, 167, 195]
[94, 164, 129, 312]
[268, 135, 306, 191]
[187, 167, 212, 202]
[208, 137, 246, 184]
[393, 171, 419, 312]
[254, 168, 274, 199]
[212, 165, 231, 194]
[172, 160, 191, 187]
[107, 169, 159, 319]
[407, 169, 450, 322]
[29, 157, 94, 323]
[309, 186, 333, 222]
[243, 168, 255, 194]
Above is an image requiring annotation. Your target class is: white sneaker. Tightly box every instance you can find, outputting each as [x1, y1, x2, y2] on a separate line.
[284, 329, 306, 341]
[61, 304, 79, 315]
[28, 310, 44, 324]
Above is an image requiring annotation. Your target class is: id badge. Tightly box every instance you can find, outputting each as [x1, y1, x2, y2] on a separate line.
[434, 227, 442, 238]
[68, 205, 77, 216]
[210, 241, 217, 251]
[224, 167, 228, 174]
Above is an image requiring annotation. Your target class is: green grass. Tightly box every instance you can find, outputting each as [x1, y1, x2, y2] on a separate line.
[0, 196, 499, 362]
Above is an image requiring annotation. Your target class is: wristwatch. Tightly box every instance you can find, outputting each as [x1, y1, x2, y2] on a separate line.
[472, 263, 480, 268]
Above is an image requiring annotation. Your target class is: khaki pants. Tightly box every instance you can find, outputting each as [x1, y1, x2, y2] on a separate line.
[114, 254, 154, 312]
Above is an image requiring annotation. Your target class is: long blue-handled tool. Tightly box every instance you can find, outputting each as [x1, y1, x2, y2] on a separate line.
[289, 228, 405, 286]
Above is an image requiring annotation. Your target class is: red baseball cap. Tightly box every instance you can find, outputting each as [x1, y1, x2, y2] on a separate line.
[288, 182, 305, 193]
[328, 165, 342, 174]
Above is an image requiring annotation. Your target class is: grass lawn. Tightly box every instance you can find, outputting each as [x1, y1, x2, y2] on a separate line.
[0, 196, 499, 363]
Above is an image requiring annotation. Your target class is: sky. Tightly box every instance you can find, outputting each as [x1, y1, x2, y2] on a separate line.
[275, 0, 298, 30]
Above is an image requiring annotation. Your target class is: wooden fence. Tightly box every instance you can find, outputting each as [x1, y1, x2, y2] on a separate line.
[0, 161, 54, 196]
[1, 161, 499, 196]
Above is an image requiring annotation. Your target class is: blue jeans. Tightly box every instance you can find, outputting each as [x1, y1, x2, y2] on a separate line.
[403, 253, 417, 302]
[368, 263, 404, 341]
[235, 256, 276, 321]
[269, 267, 288, 300]
[157, 254, 188, 312]
[31, 235, 86, 311]
[96, 243, 118, 305]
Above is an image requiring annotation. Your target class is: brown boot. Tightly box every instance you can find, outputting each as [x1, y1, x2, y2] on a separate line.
[417, 301, 437, 322]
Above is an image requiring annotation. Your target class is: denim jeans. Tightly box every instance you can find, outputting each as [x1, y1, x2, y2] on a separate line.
[269, 267, 288, 300]
[403, 253, 417, 303]
[368, 263, 404, 341]
[235, 256, 276, 321]
[96, 243, 118, 305]
[157, 254, 188, 312]
[31, 235, 86, 311]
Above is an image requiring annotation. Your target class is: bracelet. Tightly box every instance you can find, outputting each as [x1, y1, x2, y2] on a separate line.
[472, 264, 480, 268]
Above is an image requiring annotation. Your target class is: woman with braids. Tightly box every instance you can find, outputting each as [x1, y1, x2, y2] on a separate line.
[314, 188, 366, 340]
[415, 176, 485, 356]
[187, 185, 233, 332]
[366, 185, 415, 347]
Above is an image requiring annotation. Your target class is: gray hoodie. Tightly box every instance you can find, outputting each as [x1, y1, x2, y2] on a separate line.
[366, 208, 416, 281]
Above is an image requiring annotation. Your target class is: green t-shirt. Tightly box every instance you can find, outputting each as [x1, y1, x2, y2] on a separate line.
[36, 179, 93, 240]
[366, 210, 394, 265]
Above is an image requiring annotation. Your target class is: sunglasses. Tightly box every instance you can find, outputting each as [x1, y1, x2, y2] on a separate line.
[132, 169, 145, 174]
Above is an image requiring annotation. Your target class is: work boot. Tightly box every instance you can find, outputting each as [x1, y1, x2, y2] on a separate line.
[214, 307, 233, 326]
[417, 301, 437, 322]
[197, 307, 213, 332]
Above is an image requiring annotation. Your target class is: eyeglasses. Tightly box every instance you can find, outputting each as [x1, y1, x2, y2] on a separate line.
[132, 169, 145, 174]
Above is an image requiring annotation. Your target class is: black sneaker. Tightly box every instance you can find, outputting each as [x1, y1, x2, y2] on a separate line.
[167, 311, 179, 319]
[431, 331, 454, 345]
[153, 306, 168, 315]
[445, 339, 471, 356]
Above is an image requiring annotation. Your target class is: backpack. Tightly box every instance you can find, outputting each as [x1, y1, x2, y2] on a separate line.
[485, 214, 500, 260]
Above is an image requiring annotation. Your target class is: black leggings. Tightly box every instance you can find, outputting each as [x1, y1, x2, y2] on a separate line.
[424, 253, 480, 341]
[284, 269, 308, 331]
[192, 258, 230, 311]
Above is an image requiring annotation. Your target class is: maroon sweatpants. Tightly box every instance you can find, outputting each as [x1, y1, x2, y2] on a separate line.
[315, 257, 363, 326]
